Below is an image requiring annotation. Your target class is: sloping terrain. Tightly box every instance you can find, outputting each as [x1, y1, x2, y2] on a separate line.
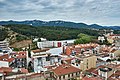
[10, 40, 32, 48]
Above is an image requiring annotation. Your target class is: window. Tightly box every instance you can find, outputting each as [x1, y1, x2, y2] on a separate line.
[72, 73, 73, 77]
[87, 65, 88, 69]
[63, 75, 65, 79]
[59, 76, 61, 79]
[76, 72, 77, 75]
[68, 74, 70, 77]
[46, 56, 50, 61]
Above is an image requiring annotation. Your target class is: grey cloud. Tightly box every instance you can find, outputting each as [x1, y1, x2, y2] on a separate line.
[0, 0, 120, 25]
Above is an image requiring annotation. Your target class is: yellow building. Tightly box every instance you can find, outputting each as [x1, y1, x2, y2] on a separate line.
[113, 50, 120, 58]
[80, 55, 97, 71]
[107, 38, 114, 43]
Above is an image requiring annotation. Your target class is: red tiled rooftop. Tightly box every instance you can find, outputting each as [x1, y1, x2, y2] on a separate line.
[17, 55, 26, 59]
[5, 58, 15, 62]
[18, 51, 26, 55]
[0, 54, 8, 60]
[62, 57, 74, 64]
[83, 76, 103, 80]
[108, 70, 120, 80]
[75, 43, 99, 49]
[86, 65, 105, 75]
[44, 65, 56, 70]
[110, 34, 120, 36]
[32, 49, 49, 53]
[0, 67, 12, 73]
[66, 47, 72, 55]
[51, 64, 81, 76]
[20, 68, 28, 74]
[110, 49, 116, 53]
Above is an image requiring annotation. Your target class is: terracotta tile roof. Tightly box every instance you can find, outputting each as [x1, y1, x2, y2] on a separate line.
[110, 34, 120, 36]
[66, 47, 72, 55]
[18, 51, 26, 55]
[62, 57, 74, 64]
[20, 68, 28, 74]
[62, 57, 74, 61]
[5, 58, 15, 62]
[108, 70, 120, 80]
[44, 65, 56, 70]
[116, 64, 120, 69]
[101, 46, 111, 52]
[0, 67, 12, 73]
[74, 48, 81, 53]
[32, 49, 41, 53]
[83, 76, 103, 80]
[86, 65, 105, 75]
[75, 43, 99, 49]
[105, 64, 120, 70]
[17, 55, 26, 59]
[110, 49, 117, 53]
[0, 54, 8, 60]
[51, 64, 81, 76]
[86, 68, 96, 73]
[32, 49, 49, 53]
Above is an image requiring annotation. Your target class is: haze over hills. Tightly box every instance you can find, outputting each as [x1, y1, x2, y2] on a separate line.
[0, 20, 120, 30]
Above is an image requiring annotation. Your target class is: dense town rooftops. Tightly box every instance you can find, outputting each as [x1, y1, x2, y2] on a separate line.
[0, 51, 27, 62]
[0, 67, 28, 75]
[108, 70, 120, 80]
[51, 64, 81, 76]
[74, 43, 99, 48]
[86, 65, 105, 75]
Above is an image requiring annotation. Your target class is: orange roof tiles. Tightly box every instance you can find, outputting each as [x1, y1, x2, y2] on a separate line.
[5, 58, 15, 62]
[0, 54, 8, 60]
[20, 68, 28, 74]
[32, 49, 49, 53]
[17, 55, 26, 59]
[0, 67, 12, 73]
[75, 43, 99, 49]
[110, 34, 120, 36]
[18, 51, 26, 55]
[83, 76, 103, 80]
[86, 65, 105, 75]
[110, 49, 116, 53]
[66, 47, 72, 55]
[63, 57, 74, 64]
[108, 70, 120, 80]
[51, 64, 81, 76]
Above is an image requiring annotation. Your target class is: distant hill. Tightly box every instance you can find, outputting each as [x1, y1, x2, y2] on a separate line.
[2, 24, 99, 41]
[0, 20, 120, 30]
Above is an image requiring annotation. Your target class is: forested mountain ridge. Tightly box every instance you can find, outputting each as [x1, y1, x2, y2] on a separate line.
[0, 20, 120, 30]
[1, 24, 99, 42]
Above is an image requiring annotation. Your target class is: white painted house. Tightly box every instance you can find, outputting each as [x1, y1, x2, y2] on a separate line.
[31, 49, 61, 73]
[37, 39, 75, 49]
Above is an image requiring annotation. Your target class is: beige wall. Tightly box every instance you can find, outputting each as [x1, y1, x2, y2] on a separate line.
[107, 38, 114, 43]
[80, 56, 97, 71]
[112, 50, 120, 58]
[98, 69, 114, 79]
[56, 72, 80, 80]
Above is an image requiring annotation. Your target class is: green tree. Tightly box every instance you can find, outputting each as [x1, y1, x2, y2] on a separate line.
[74, 33, 94, 44]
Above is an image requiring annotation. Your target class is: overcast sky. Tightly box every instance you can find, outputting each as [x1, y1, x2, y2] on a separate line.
[0, 0, 120, 26]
